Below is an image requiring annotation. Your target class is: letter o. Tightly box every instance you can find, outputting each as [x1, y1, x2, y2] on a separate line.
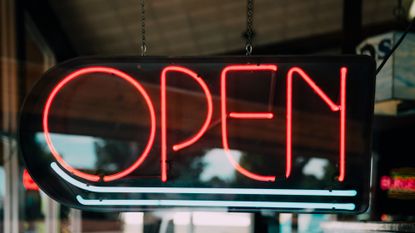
[42, 66, 156, 182]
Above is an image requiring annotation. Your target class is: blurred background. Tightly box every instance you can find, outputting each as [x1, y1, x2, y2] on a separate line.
[1, 0, 415, 232]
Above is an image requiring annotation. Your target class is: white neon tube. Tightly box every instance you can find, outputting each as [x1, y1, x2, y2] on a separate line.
[76, 195, 356, 210]
[51, 162, 357, 196]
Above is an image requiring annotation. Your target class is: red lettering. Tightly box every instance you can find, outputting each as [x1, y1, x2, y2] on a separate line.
[44, 65, 349, 183]
[381, 175, 415, 192]
[161, 66, 213, 182]
[43, 67, 156, 182]
[220, 65, 277, 182]
[286, 67, 347, 181]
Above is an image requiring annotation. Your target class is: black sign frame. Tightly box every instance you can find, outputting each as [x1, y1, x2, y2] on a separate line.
[19, 56, 376, 213]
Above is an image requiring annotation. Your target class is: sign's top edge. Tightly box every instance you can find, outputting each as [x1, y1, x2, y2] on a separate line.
[63, 54, 374, 60]
[57, 55, 376, 68]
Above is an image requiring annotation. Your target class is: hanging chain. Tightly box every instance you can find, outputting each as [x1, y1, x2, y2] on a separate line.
[245, 0, 254, 55]
[393, 0, 405, 21]
[139, 0, 147, 56]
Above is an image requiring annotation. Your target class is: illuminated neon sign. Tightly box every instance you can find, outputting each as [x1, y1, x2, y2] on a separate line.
[381, 176, 415, 193]
[380, 168, 415, 200]
[19, 56, 375, 213]
[23, 169, 39, 191]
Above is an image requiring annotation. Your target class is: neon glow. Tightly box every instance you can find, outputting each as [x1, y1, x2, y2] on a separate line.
[339, 67, 347, 182]
[161, 66, 213, 182]
[221, 65, 278, 182]
[51, 161, 357, 196]
[19, 56, 377, 212]
[42, 65, 350, 183]
[380, 176, 415, 192]
[42, 67, 156, 182]
[76, 195, 356, 210]
[229, 112, 274, 119]
[286, 67, 347, 181]
[23, 169, 39, 191]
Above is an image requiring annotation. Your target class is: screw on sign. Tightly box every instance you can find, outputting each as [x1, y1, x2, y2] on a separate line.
[19, 56, 375, 212]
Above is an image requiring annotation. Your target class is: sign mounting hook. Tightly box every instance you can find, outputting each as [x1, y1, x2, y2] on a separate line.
[244, 0, 255, 56]
[139, 0, 147, 56]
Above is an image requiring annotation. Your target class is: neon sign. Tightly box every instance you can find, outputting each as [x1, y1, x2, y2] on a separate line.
[23, 169, 39, 191]
[381, 176, 415, 193]
[19, 56, 375, 213]
[380, 167, 415, 200]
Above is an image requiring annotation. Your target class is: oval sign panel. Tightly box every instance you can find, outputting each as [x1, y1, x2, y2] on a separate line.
[19, 56, 375, 212]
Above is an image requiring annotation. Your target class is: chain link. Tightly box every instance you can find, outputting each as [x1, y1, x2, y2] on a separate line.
[245, 0, 254, 55]
[140, 0, 147, 56]
[393, 0, 405, 21]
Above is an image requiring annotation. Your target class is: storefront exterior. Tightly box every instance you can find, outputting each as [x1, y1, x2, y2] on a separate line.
[1, 0, 414, 232]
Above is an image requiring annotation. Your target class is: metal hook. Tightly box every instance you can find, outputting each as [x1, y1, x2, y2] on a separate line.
[245, 44, 253, 56]
[141, 44, 147, 56]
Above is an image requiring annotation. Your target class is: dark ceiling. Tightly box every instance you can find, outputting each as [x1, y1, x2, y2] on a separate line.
[19, 0, 413, 128]
[42, 0, 395, 56]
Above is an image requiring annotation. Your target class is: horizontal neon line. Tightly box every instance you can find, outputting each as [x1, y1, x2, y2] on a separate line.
[229, 112, 274, 119]
[51, 162, 357, 197]
[76, 195, 355, 210]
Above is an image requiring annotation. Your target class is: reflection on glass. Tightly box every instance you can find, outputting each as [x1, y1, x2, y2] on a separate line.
[36, 133, 142, 176]
[199, 148, 241, 183]
[36, 133, 97, 170]
[302, 158, 329, 180]
[19, 58, 373, 213]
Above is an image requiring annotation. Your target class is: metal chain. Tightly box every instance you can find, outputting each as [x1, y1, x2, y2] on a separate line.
[140, 0, 147, 56]
[245, 0, 254, 55]
[393, 0, 405, 21]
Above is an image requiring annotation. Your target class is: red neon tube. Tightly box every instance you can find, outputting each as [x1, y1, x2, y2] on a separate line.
[161, 66, 213, 182]
[286, 67, 347, 181]
[23, 169, 39, 191]
[338, 67, 347, 182]
[43, 66, 156, 182]
[381, 176, 415, 192]
[221, 64, 277, 182]
[229, 112, 274, 119]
